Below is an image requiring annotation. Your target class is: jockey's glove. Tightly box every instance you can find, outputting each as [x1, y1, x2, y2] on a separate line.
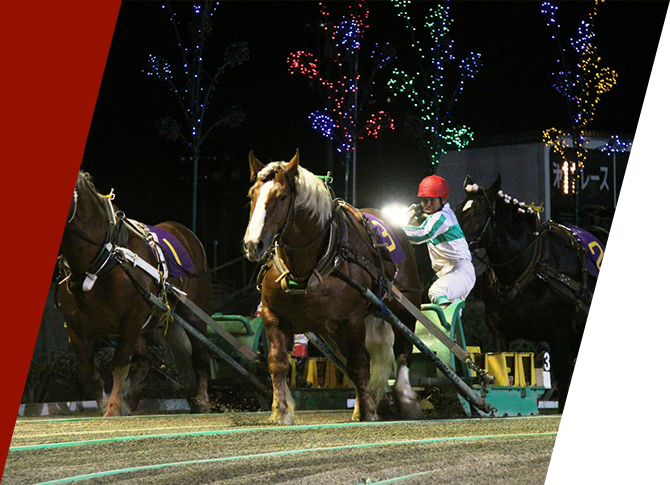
[406, 203, 426, 226]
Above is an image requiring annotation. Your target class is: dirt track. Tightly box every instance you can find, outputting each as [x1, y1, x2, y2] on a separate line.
[4, 411, 558, 484]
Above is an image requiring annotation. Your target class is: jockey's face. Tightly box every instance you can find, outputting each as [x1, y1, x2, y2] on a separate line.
[420, 197, 445, 215]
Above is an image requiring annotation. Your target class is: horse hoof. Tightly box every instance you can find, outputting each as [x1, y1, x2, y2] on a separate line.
[269, 413, 294, 426]
[189, 398, 211, 414]
[357, 412, 380, 422]
[397, 399, 423, 420]
[393, 393, 423, 421]
[103, 407, 122, 417]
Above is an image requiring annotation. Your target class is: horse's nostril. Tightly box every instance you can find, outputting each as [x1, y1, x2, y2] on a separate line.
[257, 240, 264, 251]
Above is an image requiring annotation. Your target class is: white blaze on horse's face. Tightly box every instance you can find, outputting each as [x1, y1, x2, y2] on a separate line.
[462, 200, 474, 212]
[244, 180, 275, 261]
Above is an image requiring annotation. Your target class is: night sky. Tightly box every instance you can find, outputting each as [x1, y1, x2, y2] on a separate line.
[82, 0, 668, 274]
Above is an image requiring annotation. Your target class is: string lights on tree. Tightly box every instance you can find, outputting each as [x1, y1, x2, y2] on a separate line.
[388, 0, 482, 167]
[287, 2, 395, 203]
[144, 1, 249, 232]
[540, 0, 618, 217]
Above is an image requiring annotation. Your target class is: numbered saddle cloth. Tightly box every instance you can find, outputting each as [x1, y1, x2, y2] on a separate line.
[567, 225, 604, 278]
[146, 225, 195, 278]
[362, 213, 406, 265]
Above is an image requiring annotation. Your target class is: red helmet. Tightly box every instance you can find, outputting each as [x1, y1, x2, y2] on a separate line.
[418, 175, 449, 199]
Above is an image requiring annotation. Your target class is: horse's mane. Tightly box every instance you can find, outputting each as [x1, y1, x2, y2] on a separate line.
[465, 182, 541, 217]
[77, 170, 98, 194]
[495, 190, 542, 217]
[259, 162, 333, 227]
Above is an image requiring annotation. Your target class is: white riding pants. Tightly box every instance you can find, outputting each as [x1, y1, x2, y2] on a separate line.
[428, 259, 476, 304]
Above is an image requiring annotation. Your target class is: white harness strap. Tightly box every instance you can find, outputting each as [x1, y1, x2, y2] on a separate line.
[146, 228, 170, 281]
[114, 246, 163, 285]
[118, 219, 171, 284]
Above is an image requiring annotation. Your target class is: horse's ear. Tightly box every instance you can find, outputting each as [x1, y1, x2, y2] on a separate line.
[489, 174, 502, 195]
[249, 150, 265, 181]
[463, 175, 474, 189]
[285, 149, 300, 179]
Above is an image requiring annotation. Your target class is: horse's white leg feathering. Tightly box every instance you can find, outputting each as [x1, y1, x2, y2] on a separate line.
[365, 315, 395, 405]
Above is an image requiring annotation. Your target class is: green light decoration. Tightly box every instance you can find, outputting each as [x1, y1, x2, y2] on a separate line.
[388, 0, 482, 167]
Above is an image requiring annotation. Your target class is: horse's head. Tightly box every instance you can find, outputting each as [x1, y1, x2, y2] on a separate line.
[454, 174, 501, 250]
[67, 171, 95, 225]
[243, 150, 300, 261]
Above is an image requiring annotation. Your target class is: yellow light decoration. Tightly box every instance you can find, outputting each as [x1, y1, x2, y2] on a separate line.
[541, 0, 617, 197]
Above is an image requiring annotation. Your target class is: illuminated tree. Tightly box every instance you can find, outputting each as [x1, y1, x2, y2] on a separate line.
[388, 0, 482, 168]
[287, 2, 395, 204]
[540, 0, 618, 223]
[144, 1, 249, 232]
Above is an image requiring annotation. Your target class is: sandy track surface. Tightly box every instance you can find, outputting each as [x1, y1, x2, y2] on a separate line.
[5, 411, 559, 484]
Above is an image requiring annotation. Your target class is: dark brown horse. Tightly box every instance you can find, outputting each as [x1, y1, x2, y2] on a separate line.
[454, 175, 605, 409]
[243, 150, 423, 424]
[56, 171, 211, 416]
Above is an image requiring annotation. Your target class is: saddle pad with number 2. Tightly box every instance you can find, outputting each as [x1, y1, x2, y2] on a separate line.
[567, 225, 605, 278]
[362, 213, 406, 265]
[146, 225, 195, 278]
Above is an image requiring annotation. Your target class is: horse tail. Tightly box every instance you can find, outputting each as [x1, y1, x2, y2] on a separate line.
[364, 315, 395, 404]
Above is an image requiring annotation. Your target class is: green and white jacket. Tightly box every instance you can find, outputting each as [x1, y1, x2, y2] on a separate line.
[402, 203, 472, 276]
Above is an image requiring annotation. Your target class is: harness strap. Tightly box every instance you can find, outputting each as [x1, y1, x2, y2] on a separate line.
[258, 202, 346, 294]
[114, 246, 163, 285]
[337, 201, 397, 283]
[490, 221, 592, 311]
[79, 198, 129, 292]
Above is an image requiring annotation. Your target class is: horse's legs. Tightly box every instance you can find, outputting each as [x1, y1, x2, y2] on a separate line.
[264, 310, 295, 425]
[68, 330, 106, 408]
[551, 348, 576, 411]
[105, 325, 142, 417]
[342, 318, 378, 422]
[105, 364, 131, 417]
[188, 335, 211, 414]
[485, 311, 506, 352]
[125, 336, 152, 412]
[387, 300, 423, 420]
[176, 304, 211, 413]
[364, 315, 394, 405]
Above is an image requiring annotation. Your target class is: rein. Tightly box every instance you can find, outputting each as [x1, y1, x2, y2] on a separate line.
[468, 187, 549, 269]
[473, 217, 547, 269]
[475, 202, 590, 310]
[468, 191, 495, 252]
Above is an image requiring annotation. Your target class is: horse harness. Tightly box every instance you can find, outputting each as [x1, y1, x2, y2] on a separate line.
[483, 220, 592, 315]
[257, 199, 399, 302]
[60, 190, 190, 323]
[468, 187, 593, 314]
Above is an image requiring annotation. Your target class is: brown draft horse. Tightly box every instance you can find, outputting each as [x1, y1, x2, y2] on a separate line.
[243, 150, 424, 424]
[56, 171, 211, 416]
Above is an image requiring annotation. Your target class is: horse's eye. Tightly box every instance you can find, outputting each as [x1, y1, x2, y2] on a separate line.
[279, 195, 288, 202]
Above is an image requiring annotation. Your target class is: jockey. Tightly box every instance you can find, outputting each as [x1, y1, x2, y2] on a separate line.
[402, 175, 476, 307]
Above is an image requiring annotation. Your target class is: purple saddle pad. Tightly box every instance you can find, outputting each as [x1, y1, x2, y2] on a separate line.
[567, 225, 605, 278]
[146, 225, 195, 278]
[363, 213, 406, 265]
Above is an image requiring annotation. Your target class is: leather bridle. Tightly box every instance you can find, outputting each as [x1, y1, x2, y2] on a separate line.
[467, 188, 496, 251]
